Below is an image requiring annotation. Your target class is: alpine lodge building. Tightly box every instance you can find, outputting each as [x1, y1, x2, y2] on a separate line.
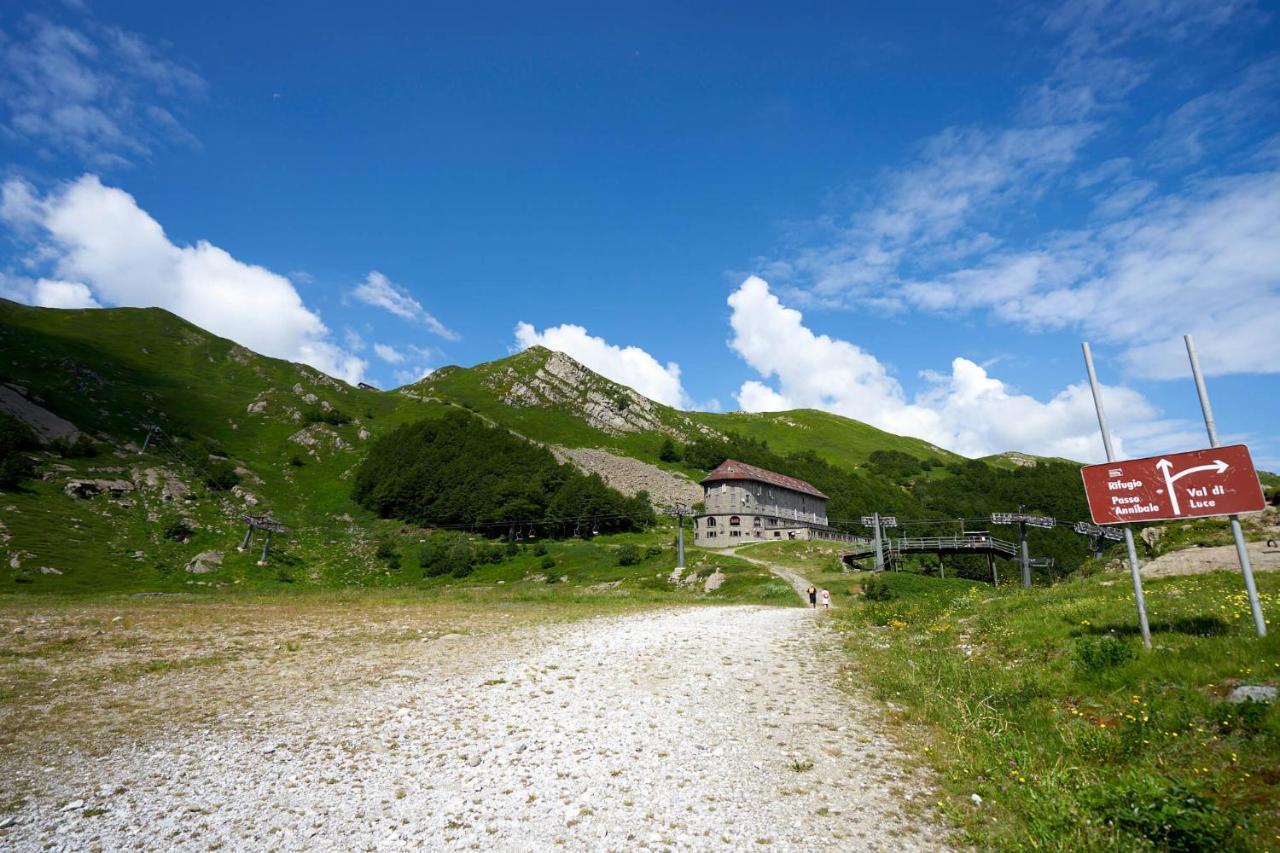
[693, 459, 858, 548]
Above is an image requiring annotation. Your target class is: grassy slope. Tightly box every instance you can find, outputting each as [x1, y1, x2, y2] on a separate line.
[0, 299, 443, 592]
[836, 569, 1280, 851]
[692, 409, 961, 470]
[0, 301, 795, 602]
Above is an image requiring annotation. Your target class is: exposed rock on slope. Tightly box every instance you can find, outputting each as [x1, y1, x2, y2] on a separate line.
[0, 384, 80, 443]
[488, 351, 677, 435]
[550, 446, 702, 507]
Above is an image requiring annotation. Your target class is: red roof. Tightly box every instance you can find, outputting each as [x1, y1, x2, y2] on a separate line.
[700, 459, 828, 500]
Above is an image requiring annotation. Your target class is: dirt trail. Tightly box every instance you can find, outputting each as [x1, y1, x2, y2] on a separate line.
[726, 545, 828, 607]
[5, 607, 944, 851]
[1142, 540, 1280, 578]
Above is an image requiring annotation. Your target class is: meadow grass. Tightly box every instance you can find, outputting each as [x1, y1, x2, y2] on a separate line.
[833, 569, 1280, 850]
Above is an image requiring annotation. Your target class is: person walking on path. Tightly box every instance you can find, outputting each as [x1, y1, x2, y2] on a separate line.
[807, 585, 817, 608]
[820, 588, 831, 609]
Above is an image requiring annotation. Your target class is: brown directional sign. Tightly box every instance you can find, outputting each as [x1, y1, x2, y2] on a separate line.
[1081, 444, 1266, 525]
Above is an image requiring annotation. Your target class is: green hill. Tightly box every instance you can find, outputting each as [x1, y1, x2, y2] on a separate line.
[0, 299, 452, 592]
[0, 300, 1160, 593]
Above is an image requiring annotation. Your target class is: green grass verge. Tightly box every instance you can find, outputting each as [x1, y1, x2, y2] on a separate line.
[833, 569, 1280, 851]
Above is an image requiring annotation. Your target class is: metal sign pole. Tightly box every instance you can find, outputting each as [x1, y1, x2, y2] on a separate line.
[1019, 518, 1031, 587]
[676, 509, 686, 571]
[872, 512, 884, 572]
[1082, 342, 1152, 649]
[1185, 335, 1266, 637]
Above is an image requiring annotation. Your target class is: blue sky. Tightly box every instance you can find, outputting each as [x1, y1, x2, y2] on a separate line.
[1, 1, 1278, 465]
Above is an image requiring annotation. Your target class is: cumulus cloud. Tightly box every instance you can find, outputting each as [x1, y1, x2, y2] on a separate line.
[899, 172, 1280, 378]
[0, 175, 367, 384]
[758, 0, 1276, 381]
[513, 321, 690, 409]
[0, 274, 99, 309]
[727, 277, 1191, 461]
[372, 343, 404, 364]
[350, 271, 457, 340]
[0, 14, 205, 168]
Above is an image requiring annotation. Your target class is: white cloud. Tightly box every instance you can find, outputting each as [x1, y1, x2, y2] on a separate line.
[373, 343, 404, 364]
[394, 365, 434, 386]
[727, 277, 1189, 461]
[350, 271, 457, 340]
[756, 0, 1277, 382]
[514, 321, 691, 409]
[0, 175, 367, 384]
[899, 172, 1280, 378]
[0, 14, 205, 167]
[32, 277, 98, 308]
[0, 274, 99, 309]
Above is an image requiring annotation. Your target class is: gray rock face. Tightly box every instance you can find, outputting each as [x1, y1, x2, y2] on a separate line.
[1228, 685, 1277, 704]
[63, 479, 134, 499]
[184, 551, 224, 574]
[550, 446, 701, 507]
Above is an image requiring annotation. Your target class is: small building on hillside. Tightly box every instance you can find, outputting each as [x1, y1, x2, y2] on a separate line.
[694, 459, 855, 547]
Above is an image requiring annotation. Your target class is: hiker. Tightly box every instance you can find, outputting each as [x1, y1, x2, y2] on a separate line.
[807, 585, 817, 608]
[820, 588, 831, 609]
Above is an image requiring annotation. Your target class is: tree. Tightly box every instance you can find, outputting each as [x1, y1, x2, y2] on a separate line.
[659, 437, 682, 463]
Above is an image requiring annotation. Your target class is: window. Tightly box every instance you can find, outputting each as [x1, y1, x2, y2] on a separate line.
[773, 531, 781, 538]
[729, 516, 741, 526]
[731, 530, 741, 537]
[753, 517, 762, 527]
[707, 531, 716, 538]
[706, 516, 716, 527]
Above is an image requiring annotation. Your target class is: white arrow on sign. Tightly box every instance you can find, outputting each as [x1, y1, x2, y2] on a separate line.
[1156, 458, 1229, 516]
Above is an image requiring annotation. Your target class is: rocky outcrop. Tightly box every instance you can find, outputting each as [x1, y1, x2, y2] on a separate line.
[289, 425, 351, 452]
[477, 350, 721, 441]
[64, 479, 134, 499]
[185, 551, 223, 574]
[133, 467, 191, 502]
[0, 384, 80, 444]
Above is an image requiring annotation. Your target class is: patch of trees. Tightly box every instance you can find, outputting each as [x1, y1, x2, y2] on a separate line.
[304, 407, 352, 426]
[0, 413, 39, 489]
[352, 410, 655, 535]
[418, 531, 513, 578]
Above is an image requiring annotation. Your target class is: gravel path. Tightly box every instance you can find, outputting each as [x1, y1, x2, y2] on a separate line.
[5, 607, 946, 851]
[725, 547, 825, 607]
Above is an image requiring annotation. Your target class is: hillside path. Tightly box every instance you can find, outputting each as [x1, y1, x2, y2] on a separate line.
[725, 545, 828, 607]
[6, 607, 944, 851]
[1142, 540, 1280, 578]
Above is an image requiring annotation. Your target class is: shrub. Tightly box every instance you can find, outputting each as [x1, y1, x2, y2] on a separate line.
[163, 518, 194, 542]
[1074, 635, 1138, 672]
[645, 544, 663, 557]
[304, 407, 352, 426]
[53, 434, 97, 458]
[202, 459, 241, 491]
[617, 544, 642, 566]
[532, 542, 548, 557]
[275, 568, 295, 583]
[1209, 699, 1270, 737]
[0, 413, 39, 489]
[1086, 776, 1237, 851]
[540, 555, 556, 570]
[658, 438, 682, 463]
[862, 577, 895, 601]
[289, 454, 305, 467]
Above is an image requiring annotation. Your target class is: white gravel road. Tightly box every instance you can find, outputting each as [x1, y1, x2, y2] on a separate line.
[6, 606, 947, 851]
